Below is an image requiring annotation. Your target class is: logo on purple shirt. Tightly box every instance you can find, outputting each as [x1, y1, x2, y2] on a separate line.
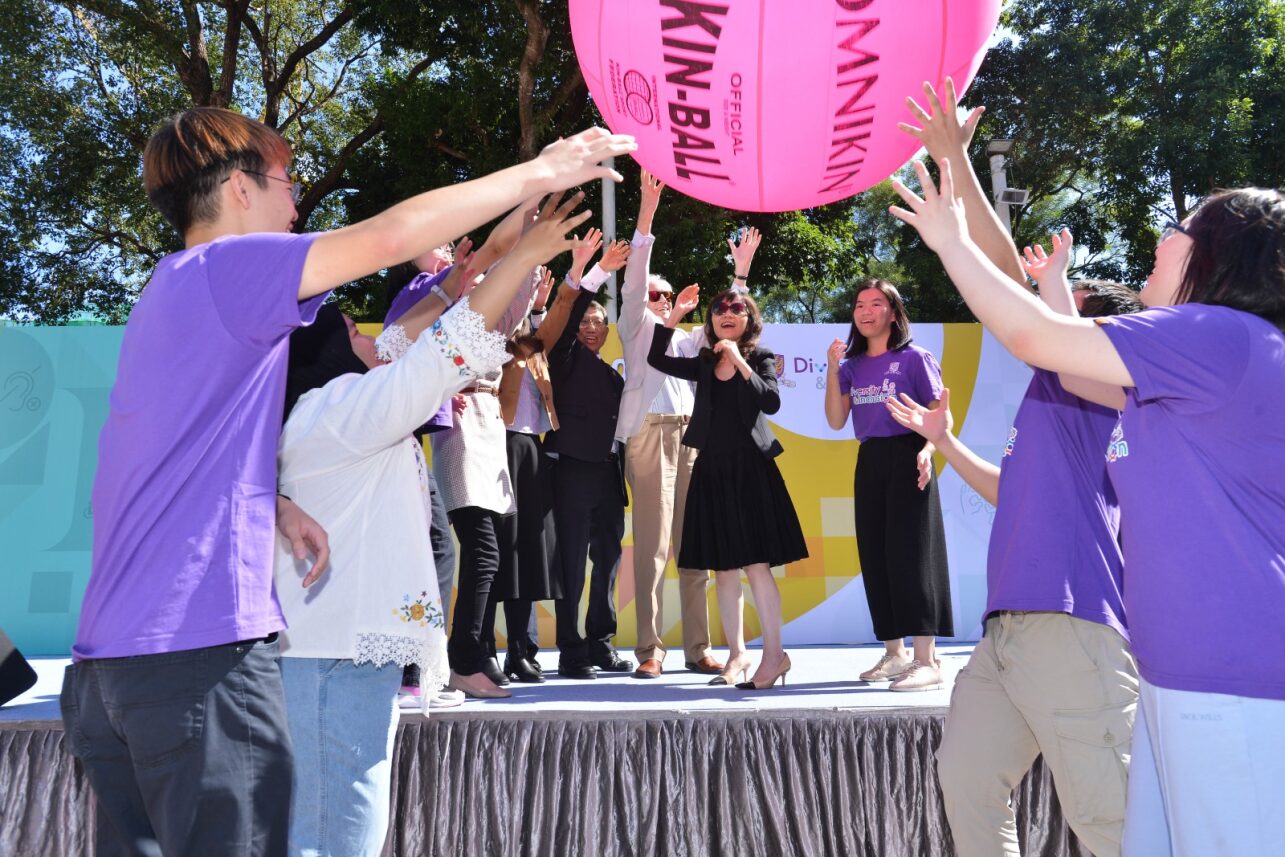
[1003, 426, 1018, 458]
[1105, 420, 1129, 463]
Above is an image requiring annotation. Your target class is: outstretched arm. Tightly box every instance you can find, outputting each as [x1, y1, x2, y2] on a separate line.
[824, 339, 851, 430]
[886, 388, 1000, 505]
[298, 128, 635, 299]
[647, 324, 700, 381]
[900, 79, 1026, 287]
[1023, 229, 1129, 410]
[890, 159, 1134, 388]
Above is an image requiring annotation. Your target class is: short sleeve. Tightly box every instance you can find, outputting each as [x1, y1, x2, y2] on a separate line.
[915, 348, 944, 403]
[1098, 305, 1251, 413]
[204, 232, 324, 347]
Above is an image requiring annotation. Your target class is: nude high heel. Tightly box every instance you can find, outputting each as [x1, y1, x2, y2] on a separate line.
[735, 653, 792, 690]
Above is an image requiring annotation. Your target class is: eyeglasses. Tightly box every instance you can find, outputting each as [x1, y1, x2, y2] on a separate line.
[1160, 220, 1191, 243]
[222, 170, 303, 204]
[579, 316, 607, 329]
[648, 290, 672, 303]
[711, 300, 748, 316]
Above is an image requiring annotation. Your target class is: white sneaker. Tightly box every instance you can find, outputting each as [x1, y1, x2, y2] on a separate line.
[860, 652, 914, 682]
[396, 688, 422, 710]
[888, 659, 944, 692]
[428, 688, 465, 709]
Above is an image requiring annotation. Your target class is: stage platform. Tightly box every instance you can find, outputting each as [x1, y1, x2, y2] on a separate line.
[1, 646, 1087, 856]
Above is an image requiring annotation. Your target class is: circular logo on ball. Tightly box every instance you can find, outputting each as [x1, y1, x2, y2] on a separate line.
[622, 70, 653, 124]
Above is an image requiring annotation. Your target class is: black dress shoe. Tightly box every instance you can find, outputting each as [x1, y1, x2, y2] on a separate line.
[504, 655, 546, 684]
[481, 657, 511, 686]
[591, 653, 635, 673]
[557, 662, 596, 680]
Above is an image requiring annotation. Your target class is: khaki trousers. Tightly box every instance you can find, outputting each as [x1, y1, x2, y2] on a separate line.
[936, 612, 1139, 857]
[624, 414, 711, 664]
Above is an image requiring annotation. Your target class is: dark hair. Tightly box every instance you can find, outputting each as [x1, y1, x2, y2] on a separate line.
[143, 107, 292, 235]
[702, 288, 763, 358]
[844, 279, 913, 358]
[385, 260, 422, 309]
[1176, 188, 1285, 331]
[1072, 279, 1143, 319]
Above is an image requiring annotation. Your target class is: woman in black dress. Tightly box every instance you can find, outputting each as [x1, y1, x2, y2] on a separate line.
[648, 285, 808, 689]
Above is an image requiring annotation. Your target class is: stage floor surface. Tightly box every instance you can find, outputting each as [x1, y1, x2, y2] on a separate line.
[2, 644, 973, 726]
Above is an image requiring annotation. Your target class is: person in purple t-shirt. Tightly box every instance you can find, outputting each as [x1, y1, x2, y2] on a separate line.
[824, 279, 954, 692]
[893, 148, 1285, 854]
[59, 104, 636, 856]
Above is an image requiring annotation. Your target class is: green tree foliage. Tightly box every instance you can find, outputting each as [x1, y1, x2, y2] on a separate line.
[2, 1, 1281, 325]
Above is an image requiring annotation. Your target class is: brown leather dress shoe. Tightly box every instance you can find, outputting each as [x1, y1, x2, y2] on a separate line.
[633, 658, 663, 679]
[685, 655, 725, 675]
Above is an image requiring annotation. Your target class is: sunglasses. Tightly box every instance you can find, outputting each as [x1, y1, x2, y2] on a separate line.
[1160, 220, 1191, 243]
[648, 290, 672, 303]
[711, 300, 748, 316]
[222, 170, 303, 204]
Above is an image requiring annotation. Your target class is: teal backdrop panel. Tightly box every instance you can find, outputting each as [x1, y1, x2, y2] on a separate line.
[0, 326, 124, 656]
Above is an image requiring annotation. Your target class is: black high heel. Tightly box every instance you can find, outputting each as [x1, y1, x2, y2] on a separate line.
[735, 654, 792, 690]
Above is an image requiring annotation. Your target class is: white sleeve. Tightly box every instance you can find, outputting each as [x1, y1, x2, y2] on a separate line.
[617, 230, 655, 345]
[578, 263, 610, 294]
[283, 295, 510, 463]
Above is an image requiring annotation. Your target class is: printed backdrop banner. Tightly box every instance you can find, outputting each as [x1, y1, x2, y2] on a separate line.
[0, 323, 1033, 656]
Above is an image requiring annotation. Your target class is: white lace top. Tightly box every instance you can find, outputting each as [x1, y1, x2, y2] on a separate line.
[274, 297, 508, 711]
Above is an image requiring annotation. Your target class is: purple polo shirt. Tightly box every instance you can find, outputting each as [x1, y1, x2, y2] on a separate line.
[838, 344, 943, 440]
[985, 369, 1127, 639]
[386, 268, 453, 433]
[74, 232, 324, 660]
[1100, 304, 1285, 700]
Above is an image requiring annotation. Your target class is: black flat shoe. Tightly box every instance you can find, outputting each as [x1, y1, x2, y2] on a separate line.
[480, 657, 511, 687]
[591, 653, 635, 673]
[557, 663, 597, 680]
[504, 655, 546, 684]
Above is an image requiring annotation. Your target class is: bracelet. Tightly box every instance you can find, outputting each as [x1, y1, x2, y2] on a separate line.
[531, 306, 547, 316]
[430, 284, 454, 307]
[733, 273, 748, 281]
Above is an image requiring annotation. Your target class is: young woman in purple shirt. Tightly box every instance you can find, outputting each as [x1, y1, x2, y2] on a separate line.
[893, 158, 1285, 855]
[824, 281, 954, 692]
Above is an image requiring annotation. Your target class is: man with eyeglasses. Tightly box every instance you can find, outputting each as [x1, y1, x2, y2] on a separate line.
[615, 171, 763, 679]
[544, 274, 633, 678]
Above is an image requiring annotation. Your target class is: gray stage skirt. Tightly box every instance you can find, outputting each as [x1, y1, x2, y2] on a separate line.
[3, 709, 1084, 856]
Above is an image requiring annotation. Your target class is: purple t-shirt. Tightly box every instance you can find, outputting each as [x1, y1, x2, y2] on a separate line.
[986, 369, 1127, 638]
[386, 269, 453, 433]
[74, 232, 324, 660]
[838, 344, 943, 440]
[1100, 304, 1285, 700]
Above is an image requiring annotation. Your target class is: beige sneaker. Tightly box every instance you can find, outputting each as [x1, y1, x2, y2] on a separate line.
[859, 652, 914, 682]
[889, 659, 944, 692]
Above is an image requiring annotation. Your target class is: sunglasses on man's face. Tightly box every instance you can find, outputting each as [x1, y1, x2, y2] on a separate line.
[648, 290, 672, 303]
[712, 301, 748, 316]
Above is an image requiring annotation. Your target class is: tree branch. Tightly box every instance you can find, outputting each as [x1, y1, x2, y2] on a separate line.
[513, 0, 550, 160]
[264, 5, 355, 126]
[215, 0, 251, 106]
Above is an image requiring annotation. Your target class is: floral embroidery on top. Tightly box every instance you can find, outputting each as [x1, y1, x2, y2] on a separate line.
[394, 591, 445, 629]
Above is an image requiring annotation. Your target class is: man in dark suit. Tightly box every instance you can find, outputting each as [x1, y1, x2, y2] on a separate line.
[545, 281, 634, 679]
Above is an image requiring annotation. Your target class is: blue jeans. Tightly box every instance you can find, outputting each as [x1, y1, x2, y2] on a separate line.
[279, 658, 402, 857]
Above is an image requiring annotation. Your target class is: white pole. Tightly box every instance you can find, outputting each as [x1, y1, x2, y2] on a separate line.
[989, 152, 1011, 234]
[601, 156, 618, 323]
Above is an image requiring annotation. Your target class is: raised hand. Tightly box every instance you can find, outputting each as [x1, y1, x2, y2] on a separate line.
[899, 78, 984, 161]
[532, 265, 555, 309]
[827, 338, 846, 373]
[886, 388, 953, 445]
[514, 191, 592, 268]
[534, 127, 636, 192]
[451, 393, 469, 416]
[598, 239, 631, 273]
[889, 159, 968, 254]
[713, 337, 748, 367]
[439, 236, 476, 301]
[728, 226, 762, 276]
[638, 169, 665, 235]
[666, 283, 700, 327]
[570, 227, 604, 279]
[1022, 228, 1074, 288]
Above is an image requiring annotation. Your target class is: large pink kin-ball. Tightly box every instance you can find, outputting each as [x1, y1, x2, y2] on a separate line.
[569, 0, 1002, 212]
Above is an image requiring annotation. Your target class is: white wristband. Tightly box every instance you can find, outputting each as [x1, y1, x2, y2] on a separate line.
[430, 284, 454, 307]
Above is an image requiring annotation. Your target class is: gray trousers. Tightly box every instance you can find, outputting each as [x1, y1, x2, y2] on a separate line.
[60, 636, 293, 857]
